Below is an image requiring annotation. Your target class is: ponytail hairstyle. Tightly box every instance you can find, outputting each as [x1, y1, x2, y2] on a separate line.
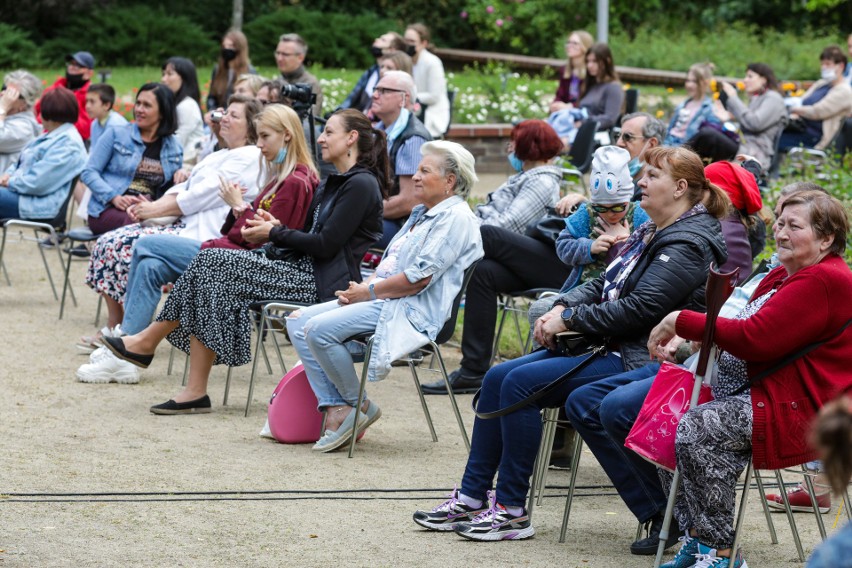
[332, 109, 392, 198]
[255, 103, 317, 190]
[642, 146, 732, 219]
[812, 394, 852, 495]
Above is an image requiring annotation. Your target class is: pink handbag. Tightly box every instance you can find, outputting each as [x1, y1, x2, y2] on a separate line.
[267, 364, 324, 444]
[624, 362, 714, 472]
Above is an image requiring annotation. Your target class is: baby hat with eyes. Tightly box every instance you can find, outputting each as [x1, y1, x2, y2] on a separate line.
[589, 145, 634, 204]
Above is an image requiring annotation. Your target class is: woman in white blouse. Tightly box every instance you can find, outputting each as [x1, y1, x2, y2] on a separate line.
[161, 57, 206, 165]
[405, 23, 451, 138]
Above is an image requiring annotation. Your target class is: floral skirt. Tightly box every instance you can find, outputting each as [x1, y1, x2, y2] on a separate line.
[157, 248, 317, 366]
[85, 222, 184, 302]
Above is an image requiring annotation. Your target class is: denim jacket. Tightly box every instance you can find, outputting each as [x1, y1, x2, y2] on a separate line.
[4, 123, 87, 219]
[82, 123, 183, 218]
[664, 96, 719, 145]
[366, 195, 484, 381]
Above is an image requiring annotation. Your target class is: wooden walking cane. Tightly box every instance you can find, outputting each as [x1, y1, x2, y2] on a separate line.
[653, 264, 739, 568]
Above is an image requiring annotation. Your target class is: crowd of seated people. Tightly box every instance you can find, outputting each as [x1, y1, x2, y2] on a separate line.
[3, 25, 851, 568]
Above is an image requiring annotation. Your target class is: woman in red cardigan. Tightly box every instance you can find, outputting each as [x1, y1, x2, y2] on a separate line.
[647, 190, 852, 568]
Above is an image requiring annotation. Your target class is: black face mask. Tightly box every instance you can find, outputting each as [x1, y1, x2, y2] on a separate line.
[405, 44, 417, 57]
[370, 46, 384, 59]
[221, 48, 238, 62]
[65, 72, 86, 90]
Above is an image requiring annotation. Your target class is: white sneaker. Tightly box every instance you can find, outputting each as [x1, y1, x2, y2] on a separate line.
[76, 348, 140, 384]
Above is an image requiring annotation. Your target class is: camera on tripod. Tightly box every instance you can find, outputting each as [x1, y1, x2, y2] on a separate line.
[280, 83, 315, 106]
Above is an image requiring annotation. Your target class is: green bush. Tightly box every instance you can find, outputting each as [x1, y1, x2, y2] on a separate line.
[0, 23, 43, 69]
[243, 7, 401, 70]
[40, 6, 217, 67]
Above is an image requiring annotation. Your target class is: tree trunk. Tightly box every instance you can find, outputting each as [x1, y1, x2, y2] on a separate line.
[232, 0, 243, 30]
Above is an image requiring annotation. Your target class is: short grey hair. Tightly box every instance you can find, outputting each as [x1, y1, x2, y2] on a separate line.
[381, 70, 417, 105]
[278, 33, 307, 55]
[622, 112, 667, 143]
[3, 70, 42, 109]
[420, 140, 478, 199]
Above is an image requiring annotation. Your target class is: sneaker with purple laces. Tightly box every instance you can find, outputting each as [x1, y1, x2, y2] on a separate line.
[453, 490, 535, 541]
[661, 533, 700, 568]
[412, 486, 486, 531]
[692, 543, 748, 568]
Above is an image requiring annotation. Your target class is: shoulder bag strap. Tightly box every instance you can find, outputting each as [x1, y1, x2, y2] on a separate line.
[729, 317, 852, 396]
[471, 345, 608, 420]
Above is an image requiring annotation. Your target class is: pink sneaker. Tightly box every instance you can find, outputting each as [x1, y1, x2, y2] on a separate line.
[765, 485, 830, 513]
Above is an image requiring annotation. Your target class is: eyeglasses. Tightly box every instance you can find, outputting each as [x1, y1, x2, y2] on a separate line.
[374, 87, 406, 97]
[591, 204, 628, 213]
[274, 51, 298, 58]
[618, 132, 646, 144]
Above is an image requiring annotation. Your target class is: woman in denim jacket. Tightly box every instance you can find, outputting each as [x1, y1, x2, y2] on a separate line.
[664, 62, 721, 146]
[286, 140, 484, 453]
[0, 87, 86, 220]
[82, 83, 182, 235]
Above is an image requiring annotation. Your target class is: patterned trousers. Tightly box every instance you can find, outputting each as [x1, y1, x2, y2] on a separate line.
[659, 394, 753, 549]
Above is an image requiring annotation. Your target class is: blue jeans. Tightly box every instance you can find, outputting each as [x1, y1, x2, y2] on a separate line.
[122, 234, 201, 334]
[286, 299, 383, 409]
[778, 129, 821, 151]
[0, 189, 21, 218]
[565, 364, 663, 522]
[461, 348, 624, 508]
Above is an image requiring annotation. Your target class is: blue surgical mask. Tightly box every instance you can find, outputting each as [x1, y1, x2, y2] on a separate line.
[273, 146, 288, 164]
[508, 152, 524, 173]
[628, 157, 643, 178]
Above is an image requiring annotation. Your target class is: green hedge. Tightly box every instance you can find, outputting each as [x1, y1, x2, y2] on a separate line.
[40, 6, 217, 67]
[243, 7, 401, 70]
[0, 23, 43, 69]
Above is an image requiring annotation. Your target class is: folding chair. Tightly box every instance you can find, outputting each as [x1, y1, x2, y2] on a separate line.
[0, 175, 80, 317]
[344, 261, 479, 457]
[652, 264, 741, 567]
[561, 120, 600, 194]
[491, 288, 559, 365]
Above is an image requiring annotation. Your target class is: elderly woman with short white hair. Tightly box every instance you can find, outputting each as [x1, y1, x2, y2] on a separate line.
[0, 70, 43, 173]
[286, 140, 484, 453]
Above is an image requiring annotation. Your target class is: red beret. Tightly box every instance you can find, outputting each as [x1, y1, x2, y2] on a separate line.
[704, 161, 763, 215]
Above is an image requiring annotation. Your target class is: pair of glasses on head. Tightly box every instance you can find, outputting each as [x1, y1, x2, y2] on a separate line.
[591, 203, 628, 213]
[618, 132, 646, 144]
[374, 87, 406, 97]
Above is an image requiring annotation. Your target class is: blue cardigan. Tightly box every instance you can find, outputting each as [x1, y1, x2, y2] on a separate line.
[4, 123, 87, 219]
[664, 96, 719, 146]
[82, 123, 182, 218]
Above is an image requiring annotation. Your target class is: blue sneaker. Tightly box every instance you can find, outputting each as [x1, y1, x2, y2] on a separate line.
[661, 533, 699, 568]
[693, 543, 748, 568]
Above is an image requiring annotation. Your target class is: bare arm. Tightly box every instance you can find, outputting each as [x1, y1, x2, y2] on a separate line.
[335, 272, 432, 304]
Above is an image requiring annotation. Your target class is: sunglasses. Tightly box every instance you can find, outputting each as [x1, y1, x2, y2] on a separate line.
[619, 132, 646, 144]
[591, 204, 628, 213]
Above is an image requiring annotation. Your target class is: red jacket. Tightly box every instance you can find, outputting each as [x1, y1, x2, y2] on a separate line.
[676, 254, 852, 470]
[34, 77, 92, 141]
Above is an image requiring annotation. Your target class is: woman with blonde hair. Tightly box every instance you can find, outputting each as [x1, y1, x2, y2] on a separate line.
[207, 29, 255, 111]
[550, 30, 595, 112]
[379, 51, 414, 78]
[665, 62, 720, 146]
[233, 74, 265, 98]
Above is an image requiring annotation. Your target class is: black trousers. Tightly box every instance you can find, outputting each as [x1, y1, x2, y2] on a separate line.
[460, 225, 571, 374]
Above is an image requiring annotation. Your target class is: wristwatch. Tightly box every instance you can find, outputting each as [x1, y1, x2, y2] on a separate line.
[368, 283, 377, 300]
[560, 307, 575, 329]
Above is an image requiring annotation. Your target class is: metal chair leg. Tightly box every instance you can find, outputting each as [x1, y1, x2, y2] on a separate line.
[409, 357, 438, 443]
[774, 469, 806, 562]
[535, 410, 560, 507]
[729, 459, 754, 563]
[753, 470, 778, 544]
[59, 240, 75, 319]
[558, 434, 585, 543]
[167, 345, 176, 375]
[245, 310, 269, 417]
[431, 343, 470, 451]
[527, 409, 552, 519]
[0, 259, 9, 285]
[181, 353, 189, 386]
[223, 367, 233, 406]
[348, 337, 373, 458]
[35, 229, 59, 301]
[801, 465, 828, 540]
[490, 295, 511, 366]
[844, 486, 852, 521]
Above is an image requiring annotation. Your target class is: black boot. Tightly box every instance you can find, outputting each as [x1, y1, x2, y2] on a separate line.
[630, 512, 680, 555]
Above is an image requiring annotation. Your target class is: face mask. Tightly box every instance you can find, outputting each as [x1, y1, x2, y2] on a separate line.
[628, 158, 643, 178]
[221, 48, 238, 62]
[405, 45, 417, 57]
[370, 46, 384, 59]
[65, 72, 86, 90]
[273, 146, 288, 164]
[821, 67, 837, 82]
[508, 152, 524, 173]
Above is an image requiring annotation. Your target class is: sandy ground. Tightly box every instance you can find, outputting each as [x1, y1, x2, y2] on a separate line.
[0, 216, 838, 567]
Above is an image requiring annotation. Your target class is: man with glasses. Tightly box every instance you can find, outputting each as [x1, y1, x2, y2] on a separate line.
[275, 33, 323, 117]
[34, 51, 95, 142]
[370, 70, 431, 249]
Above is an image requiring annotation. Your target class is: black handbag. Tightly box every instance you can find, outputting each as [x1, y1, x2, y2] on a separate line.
[261, 242, 304, 262]
[524, 208, 566, 245]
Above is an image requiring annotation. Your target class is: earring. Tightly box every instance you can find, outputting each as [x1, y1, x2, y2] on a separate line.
[347, 147, 351, 158]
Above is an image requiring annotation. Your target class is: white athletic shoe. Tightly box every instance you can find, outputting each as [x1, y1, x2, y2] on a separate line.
[76, 347, 140, 384]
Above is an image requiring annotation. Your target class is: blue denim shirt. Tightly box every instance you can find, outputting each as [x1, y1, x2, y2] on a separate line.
[82, 123, 183, 218]
[4, 123, 87, 219]
[366, 195, 484, 381]
[664, 96, 719, 145]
